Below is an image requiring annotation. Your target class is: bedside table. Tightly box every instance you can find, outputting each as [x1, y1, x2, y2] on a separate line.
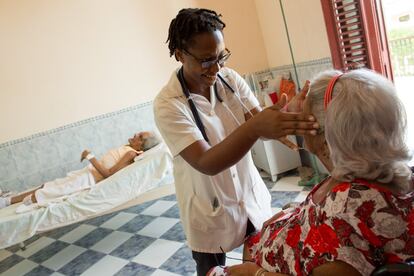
[251, 136, 302, 182]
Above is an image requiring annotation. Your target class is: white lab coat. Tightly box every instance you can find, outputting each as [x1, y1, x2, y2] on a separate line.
[154, 67, 272, 253]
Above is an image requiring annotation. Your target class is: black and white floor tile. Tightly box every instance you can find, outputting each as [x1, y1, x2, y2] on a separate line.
[0, 175, 310, 275]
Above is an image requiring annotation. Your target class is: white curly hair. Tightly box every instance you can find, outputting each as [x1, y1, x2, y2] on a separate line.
[307, 69, 412, 191]
[142, 132, 161, 151]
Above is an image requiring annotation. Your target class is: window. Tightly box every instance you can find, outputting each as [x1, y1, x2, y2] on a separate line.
[320, 0, 393, 79]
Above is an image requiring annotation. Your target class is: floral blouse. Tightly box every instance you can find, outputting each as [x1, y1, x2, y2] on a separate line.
[249, 179, 414, 276]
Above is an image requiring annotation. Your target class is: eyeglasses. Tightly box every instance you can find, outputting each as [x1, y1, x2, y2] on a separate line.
[183, 48, 231, 69]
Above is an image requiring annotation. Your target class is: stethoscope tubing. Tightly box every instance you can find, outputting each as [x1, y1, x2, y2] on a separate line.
[177, 67, 253, 142]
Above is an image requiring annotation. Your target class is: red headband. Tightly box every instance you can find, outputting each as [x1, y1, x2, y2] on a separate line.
[324, 74, 343, 110]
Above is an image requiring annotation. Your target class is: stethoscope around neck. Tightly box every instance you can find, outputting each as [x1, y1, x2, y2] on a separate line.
[177, 66, 239, 143]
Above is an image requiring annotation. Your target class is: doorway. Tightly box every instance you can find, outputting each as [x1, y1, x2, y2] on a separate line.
[382, 0, 414, 165]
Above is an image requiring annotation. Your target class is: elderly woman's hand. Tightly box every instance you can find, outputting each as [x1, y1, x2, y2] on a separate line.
[227, 262, 263, 276]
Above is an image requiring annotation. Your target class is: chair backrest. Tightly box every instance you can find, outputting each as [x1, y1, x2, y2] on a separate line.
[371, 258, 414, 275]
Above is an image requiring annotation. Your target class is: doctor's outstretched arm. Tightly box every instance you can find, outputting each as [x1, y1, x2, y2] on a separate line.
[179, 99, 318, 175]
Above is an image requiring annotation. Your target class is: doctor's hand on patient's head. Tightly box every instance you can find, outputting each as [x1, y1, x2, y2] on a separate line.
[271, 81, 311, 151]
[252, 95, 318, 141]
[284, 80, 310, 113]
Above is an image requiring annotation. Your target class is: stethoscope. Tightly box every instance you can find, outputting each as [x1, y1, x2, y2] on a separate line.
[177, 67, 253, 143]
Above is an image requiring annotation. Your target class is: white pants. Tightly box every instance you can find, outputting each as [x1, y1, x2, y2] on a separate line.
[35, 167, 96, 204]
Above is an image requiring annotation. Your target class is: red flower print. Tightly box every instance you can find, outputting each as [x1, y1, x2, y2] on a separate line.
[403, 237, 414, 255]
[247, 232, 261, 247]
[305, 252, 321, 273]
[294, 254, 303, 276]
[251, 179, 413, 275]
[304, 224, 340, 255]
[301, 246, 311, 259]
[332, 217, 354, 243]
[332, 183, 350, 193]
[308, 206, 317, 226]
[255, 251, 263, 266]
[273, 246, 291, 273]
[265, 250, 277, 267]
[318, 210, 329, 224]
[286, 224, 302, 248]
[358, 222, 382, 247]
[355, 200, 376, 225]
[407, 209, 414, 235]
[263, 246, 289, 274]
[266, 227, 283, 247]
[385, 253, 403, 263]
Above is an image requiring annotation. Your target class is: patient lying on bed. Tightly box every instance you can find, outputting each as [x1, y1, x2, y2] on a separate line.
[0, 131, 160, 209]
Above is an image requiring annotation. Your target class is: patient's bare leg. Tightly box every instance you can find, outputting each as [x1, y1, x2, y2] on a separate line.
[10, 189, 40, 204]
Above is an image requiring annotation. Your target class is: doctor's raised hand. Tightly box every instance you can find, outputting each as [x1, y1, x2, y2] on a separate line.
[277, 80, 312, 150]
[283, 80, 310, 113]
[250, 91, 318, 140]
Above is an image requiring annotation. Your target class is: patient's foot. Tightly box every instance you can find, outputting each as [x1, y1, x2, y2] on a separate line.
[0, 197, 11, 209]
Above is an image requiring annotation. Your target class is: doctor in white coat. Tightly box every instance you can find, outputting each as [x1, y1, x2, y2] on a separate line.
[153, 8, 318, 275]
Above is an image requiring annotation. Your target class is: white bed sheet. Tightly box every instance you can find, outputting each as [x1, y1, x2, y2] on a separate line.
[0, 143, 173, 249]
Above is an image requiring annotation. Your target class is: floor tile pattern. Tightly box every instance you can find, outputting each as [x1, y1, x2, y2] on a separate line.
[0, 175, 308, 275]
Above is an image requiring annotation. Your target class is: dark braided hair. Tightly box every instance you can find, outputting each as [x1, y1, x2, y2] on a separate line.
[166, 8, 226, 60]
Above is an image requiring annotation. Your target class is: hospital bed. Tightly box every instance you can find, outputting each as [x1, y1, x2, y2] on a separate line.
[0, 143, 173, 250]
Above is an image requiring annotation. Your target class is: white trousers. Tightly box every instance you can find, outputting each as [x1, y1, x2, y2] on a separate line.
[35, 167, 96, 204]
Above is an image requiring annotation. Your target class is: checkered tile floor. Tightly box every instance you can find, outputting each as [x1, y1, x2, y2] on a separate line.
[0, 175, 311, 276]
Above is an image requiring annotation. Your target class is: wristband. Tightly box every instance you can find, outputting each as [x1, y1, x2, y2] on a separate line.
[86, 153, 95, 160]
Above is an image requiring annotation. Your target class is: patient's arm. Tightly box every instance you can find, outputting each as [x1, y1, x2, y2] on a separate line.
[312, 261, 361, 276]
[88, 151, 138, 179]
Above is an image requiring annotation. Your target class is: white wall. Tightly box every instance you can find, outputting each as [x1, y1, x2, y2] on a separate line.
[0, 0, 193, 143]
[255, 0, 331, 67]
[0, 0, 330, 143]
[195, 0, 269, 74]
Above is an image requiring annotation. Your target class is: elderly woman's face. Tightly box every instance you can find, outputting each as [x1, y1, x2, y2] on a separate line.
[128, 132, 150, 151]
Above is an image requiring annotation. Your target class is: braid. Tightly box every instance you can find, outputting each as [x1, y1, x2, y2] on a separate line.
[166, 8, 226, 59]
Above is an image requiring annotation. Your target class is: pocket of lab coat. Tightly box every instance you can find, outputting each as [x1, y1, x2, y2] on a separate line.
[189, 194, 227, 232]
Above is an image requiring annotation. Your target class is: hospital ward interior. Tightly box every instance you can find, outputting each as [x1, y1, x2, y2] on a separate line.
[0, 0, 413, 275]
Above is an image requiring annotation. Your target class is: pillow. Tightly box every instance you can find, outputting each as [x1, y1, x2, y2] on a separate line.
[133, 143, 164, 162]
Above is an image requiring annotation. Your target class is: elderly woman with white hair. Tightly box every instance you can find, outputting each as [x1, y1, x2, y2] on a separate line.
[208, 69, 414, 276]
